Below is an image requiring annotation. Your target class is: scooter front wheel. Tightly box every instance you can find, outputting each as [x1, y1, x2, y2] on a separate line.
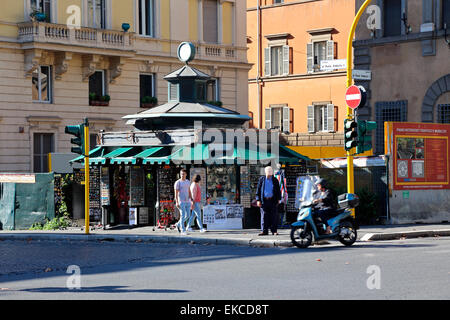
[290, 225, 313, 248]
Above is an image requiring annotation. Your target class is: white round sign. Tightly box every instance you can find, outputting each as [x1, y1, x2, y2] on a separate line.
[177, 42, 196, 63]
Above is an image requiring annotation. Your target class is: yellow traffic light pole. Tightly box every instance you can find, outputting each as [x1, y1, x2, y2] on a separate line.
[84, 120, 90, 234]
[346, 0, 372, 216]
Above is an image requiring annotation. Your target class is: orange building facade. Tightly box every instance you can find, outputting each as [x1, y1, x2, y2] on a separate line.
[247, 0, 364, 159]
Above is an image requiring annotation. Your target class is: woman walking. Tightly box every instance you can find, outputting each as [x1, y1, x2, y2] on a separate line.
[187, 175, 206, 233]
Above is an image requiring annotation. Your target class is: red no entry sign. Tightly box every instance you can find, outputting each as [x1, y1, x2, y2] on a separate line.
[345, 85, 362, 109]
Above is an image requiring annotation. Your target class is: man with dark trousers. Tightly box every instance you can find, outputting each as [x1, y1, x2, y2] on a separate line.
[256, 166, 282, 236]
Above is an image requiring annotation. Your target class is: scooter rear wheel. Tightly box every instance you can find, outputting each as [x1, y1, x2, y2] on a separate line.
[290, 226, 313, 248]
[338, 221, 357, 246]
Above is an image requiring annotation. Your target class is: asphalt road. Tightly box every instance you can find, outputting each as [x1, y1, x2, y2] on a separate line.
[0, 237, 449, 300]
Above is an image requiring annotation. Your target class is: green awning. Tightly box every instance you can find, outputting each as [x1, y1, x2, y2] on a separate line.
[215, 145, 308, 164]
[70, 143, 309, 166]
[170, 144, 210, 162]
[70, 146, 104, 163]
[109, 147, 163, 165]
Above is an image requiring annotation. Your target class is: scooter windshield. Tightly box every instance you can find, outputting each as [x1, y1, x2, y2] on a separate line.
[299, 178, 314, 206]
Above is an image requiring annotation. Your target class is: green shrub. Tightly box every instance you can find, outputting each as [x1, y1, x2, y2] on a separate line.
[29, 213, 71, 231]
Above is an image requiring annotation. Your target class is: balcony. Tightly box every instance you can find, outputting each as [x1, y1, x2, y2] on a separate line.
[18, 21, 134, 53]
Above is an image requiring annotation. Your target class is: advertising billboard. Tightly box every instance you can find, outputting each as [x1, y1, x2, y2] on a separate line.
[385, 122, 450, 190]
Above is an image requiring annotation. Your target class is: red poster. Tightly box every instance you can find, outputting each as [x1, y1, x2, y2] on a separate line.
[387, 122, 450, 190]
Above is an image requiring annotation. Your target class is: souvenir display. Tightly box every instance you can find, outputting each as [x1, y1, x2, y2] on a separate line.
[130, 166, 145, 206]
[285, 165, 307, 213]
[239, 166, 251, 208]
[206, 165, 237, 205]
[157, 166, 179, 227]
[89, 166, 101, 221]
[100, 167, 110, 206]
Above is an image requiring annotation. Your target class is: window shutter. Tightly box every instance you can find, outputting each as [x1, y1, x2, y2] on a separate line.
[282, 45, 290, 75]
[169, 83, 178, 101]
[307, 105, 315, 132]
[326, 40, 334, 61]
[264, 47, 271, 76]
[326, 104, 335, 132]
[265, 108, 271, 129]
[306, 43, 313, 73]
[282, 106, 290, 132]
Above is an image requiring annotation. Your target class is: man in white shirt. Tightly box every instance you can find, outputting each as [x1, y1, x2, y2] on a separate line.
[174, 168, 193, 234]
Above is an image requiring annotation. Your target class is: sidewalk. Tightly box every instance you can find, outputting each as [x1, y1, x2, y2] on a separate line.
[1, 222, 450, 248]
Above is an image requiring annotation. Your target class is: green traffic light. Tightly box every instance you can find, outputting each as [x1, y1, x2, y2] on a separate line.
[356, 120, 377, 154]
[344, 119, 358, 151]
[65, 124, 85, 155]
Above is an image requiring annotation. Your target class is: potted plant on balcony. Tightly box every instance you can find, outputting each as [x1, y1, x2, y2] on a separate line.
[141, 96, 158, 108]
[99, 94, 110, 106]
[89, 92, 99, 106]
[89, 93, 110, 106]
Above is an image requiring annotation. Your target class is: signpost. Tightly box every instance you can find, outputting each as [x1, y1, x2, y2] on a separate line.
[345, 0, 374, 217]
[352, 69, 372, 80]
[320, 59, 347, 71]
[345, 85, 363, 110]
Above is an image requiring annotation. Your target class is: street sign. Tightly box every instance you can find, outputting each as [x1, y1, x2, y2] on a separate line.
[345, 85, 363, 109]
[352, 69, 372, 80]
[320, 59, 347, 71]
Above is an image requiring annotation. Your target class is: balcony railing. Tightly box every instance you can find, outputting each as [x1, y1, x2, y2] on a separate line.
[18, 21, 133, 51]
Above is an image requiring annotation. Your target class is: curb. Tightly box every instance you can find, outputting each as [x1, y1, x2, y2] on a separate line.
[2, 229, 450, 247]
[360, 229, 450, 241]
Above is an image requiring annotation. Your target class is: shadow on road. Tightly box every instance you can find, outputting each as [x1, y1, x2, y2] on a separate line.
[0, 236, 439, 287]
[19, 286, 188, 294]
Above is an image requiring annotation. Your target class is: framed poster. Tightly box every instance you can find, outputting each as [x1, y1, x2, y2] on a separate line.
[100, 167, 110, 206]
[129, 207, 137, 225]
[203, 205, 243, 230]
[385, 122, 450, 190]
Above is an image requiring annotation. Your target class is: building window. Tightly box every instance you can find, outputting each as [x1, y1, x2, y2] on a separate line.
[33, 133, 54, 173]
[375, 100, 407, 154]
[168, 83, 178, 101]
[206, 78, 220, 102]
[273, 0, 284, 4]
[203, 0, 218, 43]
[443, 0, 450, 27]
[264, 45, 290, 76]
[307, 104, 335, 133]
[383, 0, 402, 37]
[89, 70, 106, 99]
[139, 0, 155, 36]
[265, 106, 293, 133]
[88, 0, 106, 29]
[32, 66, 52, 103]
[307, 40, 334, 73]
[30, 0, 51, 22]
[140, 74, 155, 102]
[438, 104, 450, 123]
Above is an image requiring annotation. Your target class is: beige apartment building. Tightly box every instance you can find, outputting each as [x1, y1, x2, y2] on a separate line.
[0, 0, 249, 173]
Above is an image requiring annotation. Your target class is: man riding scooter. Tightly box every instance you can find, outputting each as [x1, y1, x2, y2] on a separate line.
[312, 178, 337, 234]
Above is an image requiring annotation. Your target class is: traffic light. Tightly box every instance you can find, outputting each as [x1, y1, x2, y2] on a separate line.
[65, 124, 85, 155]
[356, 120, 377, 154]
[344, 119, 358, 151]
